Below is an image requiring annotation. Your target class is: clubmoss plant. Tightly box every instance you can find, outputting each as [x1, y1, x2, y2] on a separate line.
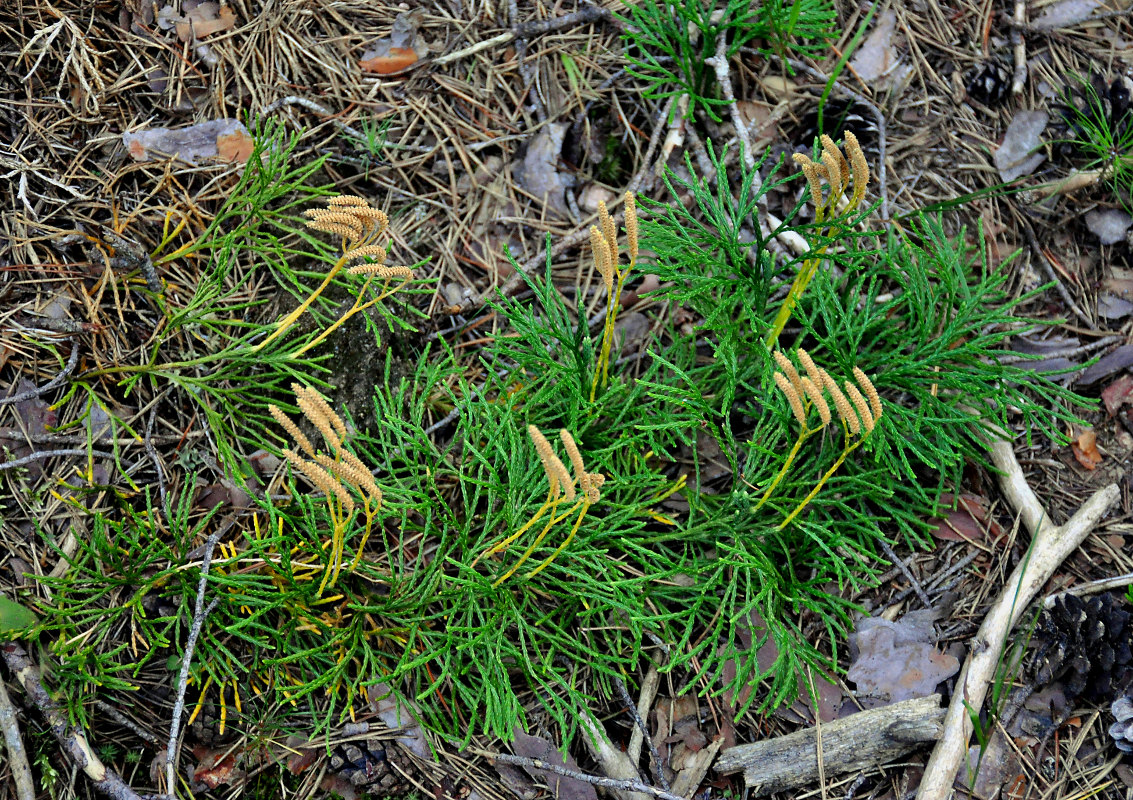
[26, 124, 1095, 757]
[590, 193, 638, 400]
[766, 132, 870, 346]
[472, 425, 605, 586]
[272, 384, 384, 595]
[77, 125, 419, 473]
[255, 195, 414, 356]
[757, 349, 882, 527]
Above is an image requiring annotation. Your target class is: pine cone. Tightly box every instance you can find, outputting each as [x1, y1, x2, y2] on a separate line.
[1030, 592, 1133, 703]
[965, 59, 1012, 107]
[1111, 694, 1133, 753]
[329, 739, 417, 795]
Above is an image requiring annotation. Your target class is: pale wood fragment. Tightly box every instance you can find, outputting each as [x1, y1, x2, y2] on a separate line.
[714, 694, 945, 797]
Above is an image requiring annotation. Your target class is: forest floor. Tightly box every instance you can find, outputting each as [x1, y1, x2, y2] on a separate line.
[2, 0, 1133, 799]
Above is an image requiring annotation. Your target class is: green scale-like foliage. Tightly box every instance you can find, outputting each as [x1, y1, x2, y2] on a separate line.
[25, 134, 1089, 749]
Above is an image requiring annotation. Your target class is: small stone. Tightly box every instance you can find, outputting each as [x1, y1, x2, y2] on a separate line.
[1086, 208, 1133, 244]
[578, 183, 616, 214]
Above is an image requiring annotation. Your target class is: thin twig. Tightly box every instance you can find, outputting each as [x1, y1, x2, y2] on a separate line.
[261, 96, 519, 155]
[705, 38, 757, 174]
[489, 754, 686, 800]
[0, 675, 34, 800]
[164, 518, 233, 795]
[915, 439, 1119, 800]
[1019, 217, 1093, 328]
[145, 408, 167, 516]
[627, 96, 675, 196]
[0, 448, 114, 471]
[877, 538, 931, 607]
[626, 664, 660, 766]
[515, 38, 546, 124]
[1, 642, 144, 800]
[613, 676, 669, 791]
[0, 428, 199, 446]
[1008, 5, 1133, 32]
[843, 771, 869, 800]
[1043, 571, 1133, 607]
[890, 547, 981, 605]
[95, 701, 163, 746]
[997, 334, 1122, 364]
[428, 4, 609, 67]
[0, 342, 79, 406]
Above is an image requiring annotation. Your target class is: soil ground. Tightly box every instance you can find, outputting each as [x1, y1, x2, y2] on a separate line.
[2, 0, 1133, 799]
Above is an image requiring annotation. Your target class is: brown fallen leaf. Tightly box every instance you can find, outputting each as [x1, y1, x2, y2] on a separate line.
[847, 610, 961, 709]
[360, 8, 427, 73]
[514, 123, 572, 216]
[1103, 374, 1133, 416]
[509, 727, 598, 800]
[360, 46, 419, 74]
[1078, 343, 1133, 385]
[173, 3, 235, 41]
[929, 492, 1006, 545]
[1072, 429, 1103, 470]
[191, 745, 243, 790]
[124, 119, 253, 164]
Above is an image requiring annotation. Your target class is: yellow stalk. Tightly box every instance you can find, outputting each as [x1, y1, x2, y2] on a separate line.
[754, 425, 818, 511]
[348, 504, 378, 574]
[470, 489, 556, 569]
[778, 437, 862, 529]
[526, 501, 590, 579]
[491, 497, 568, 587]
[253, 254, 349, 352]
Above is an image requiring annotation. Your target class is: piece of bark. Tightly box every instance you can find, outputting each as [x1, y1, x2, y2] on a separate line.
[669, 736, 723, 799]
[714, 695, 944, 797]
